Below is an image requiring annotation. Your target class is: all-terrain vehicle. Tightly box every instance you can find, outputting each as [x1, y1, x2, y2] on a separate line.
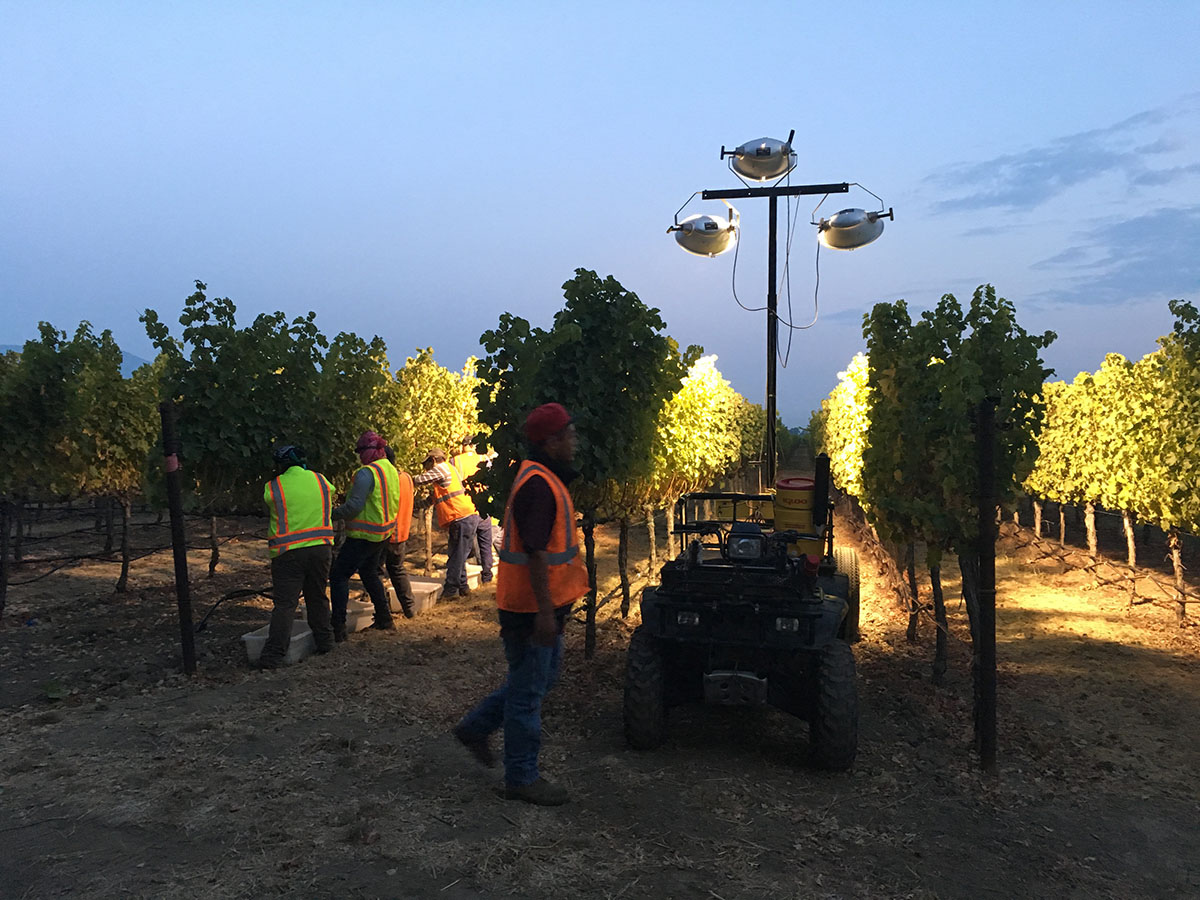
[623, 454, 860, 769]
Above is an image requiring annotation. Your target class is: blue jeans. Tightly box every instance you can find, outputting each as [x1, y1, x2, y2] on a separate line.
[445, 514, 480, 593]
[470, 517, 495, 581]
[457, 626, 565, 787]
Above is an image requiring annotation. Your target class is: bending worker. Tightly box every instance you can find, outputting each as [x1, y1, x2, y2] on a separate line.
[413, 447, 486, 597]
[453, 403, 588, 806]
[259, 443, 336, 668]
[329, 430, 400, 640]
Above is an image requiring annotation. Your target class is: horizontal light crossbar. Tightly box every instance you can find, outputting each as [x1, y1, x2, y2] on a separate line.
[701, 182, 850, 200]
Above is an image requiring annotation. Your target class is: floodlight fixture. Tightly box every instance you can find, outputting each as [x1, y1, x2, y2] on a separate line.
[815, 207, 894, 250]
[812, 185, 894, 250]
[667, 195, 739, 257]
[721, 131, 797, 184]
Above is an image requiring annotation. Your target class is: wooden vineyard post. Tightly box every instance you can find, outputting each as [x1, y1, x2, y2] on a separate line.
[159, 400, 197, 676]
[644, 504, 657, 575]
[618, 517, 631, 618]
[208, 515, 219, 576]
[975, 397, 998, 774]
[1085, 502, 1098, 558]
[1168, 527, 1187, 625]
[583, 509, 597, 659]
[0, 500, 9, 623]
[664, 502, 676, 560]
[423, 507, 434, 577]
[1122, 510, 1137, 567]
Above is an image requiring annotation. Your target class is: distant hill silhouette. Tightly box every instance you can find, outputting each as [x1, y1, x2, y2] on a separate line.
[0, 344, 151, 377]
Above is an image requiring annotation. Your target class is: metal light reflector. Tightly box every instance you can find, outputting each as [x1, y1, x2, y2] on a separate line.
[816, 207, 890, 250]
[668, 198, 740, 257]
[728, 136, 797, 182]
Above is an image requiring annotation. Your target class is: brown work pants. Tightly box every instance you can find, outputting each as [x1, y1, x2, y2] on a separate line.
[262, 544, 333, 664]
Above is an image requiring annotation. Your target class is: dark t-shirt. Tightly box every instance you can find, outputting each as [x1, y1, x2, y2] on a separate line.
[512, 475, 555, 552]
[498, 450, 580, 633]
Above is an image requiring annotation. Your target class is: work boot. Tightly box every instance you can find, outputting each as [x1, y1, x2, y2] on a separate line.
[369, 617, 396, 631]
[452, 723, 496, 768]
[256, 654, 284, 671]
[458, 586, 472, 598]
[333, 622, 348, 643]
[504, 777, 568, 806]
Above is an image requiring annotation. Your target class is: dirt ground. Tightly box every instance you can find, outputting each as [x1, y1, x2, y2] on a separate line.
[2, 504, 1199, 900]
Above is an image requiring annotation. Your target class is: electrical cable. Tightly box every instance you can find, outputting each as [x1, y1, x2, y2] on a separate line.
[730, 220, 766, 313]
[195, 587, 274, 633]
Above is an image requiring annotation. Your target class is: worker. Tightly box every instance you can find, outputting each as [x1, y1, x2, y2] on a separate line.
[453, 402, 588, 805]
[413, 447, 485, 597]
[381, 444, 417, 618]
[259, 444, 336, 668]
[329, 430, 400, 640]
[450, 436, 496, 585]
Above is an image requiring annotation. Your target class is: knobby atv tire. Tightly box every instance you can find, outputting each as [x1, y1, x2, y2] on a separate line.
[810, 638, 858, 770]
[833, 546, 861, 643]
[624, 626, 667, 750]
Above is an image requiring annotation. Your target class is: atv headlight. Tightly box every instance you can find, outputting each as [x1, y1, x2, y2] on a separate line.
[727, 535, 766, 561]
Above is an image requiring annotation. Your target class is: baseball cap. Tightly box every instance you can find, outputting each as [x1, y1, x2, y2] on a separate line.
[523, 403, 573, 444]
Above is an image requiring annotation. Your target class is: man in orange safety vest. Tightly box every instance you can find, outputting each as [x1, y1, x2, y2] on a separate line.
[453, 403, 588, 806]
[413, 447, 486, 597]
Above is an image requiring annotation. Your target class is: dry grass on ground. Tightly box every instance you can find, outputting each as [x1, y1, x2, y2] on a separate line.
[2, 510, 1198, 899]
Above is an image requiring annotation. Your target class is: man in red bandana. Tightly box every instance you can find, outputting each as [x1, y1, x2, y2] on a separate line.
[329, 431, 401, 641]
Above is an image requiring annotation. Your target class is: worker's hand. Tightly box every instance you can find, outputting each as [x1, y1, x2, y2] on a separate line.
[532, 609, 557, 647]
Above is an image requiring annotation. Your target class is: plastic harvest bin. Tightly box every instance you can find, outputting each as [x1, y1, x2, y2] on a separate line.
[407, 576, 444, 614]
[242, 619, 315, 665]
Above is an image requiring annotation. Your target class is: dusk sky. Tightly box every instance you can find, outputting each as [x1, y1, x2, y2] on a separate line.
[3, 2, 1198, 424]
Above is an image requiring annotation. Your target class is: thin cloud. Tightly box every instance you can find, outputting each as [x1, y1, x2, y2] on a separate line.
[1131, 163, 1200, 186]
[927, 99, 1199, 213]
[1031, 205, 1200, 306]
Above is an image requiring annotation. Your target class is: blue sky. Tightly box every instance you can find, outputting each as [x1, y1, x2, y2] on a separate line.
[2, 2, 1198, 424]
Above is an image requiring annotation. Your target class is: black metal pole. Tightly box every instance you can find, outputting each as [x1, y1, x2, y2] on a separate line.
[765, 193, 778, 487]
[159, 400, 196, 676]
[702, 182, 850, 488]
[976, 397, 998, 773]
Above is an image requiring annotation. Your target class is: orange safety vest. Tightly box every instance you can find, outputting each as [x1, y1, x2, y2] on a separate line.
[265, 467, 335, 558]
[391, 469, 415, 543]
[431, 463, 477, 528]
[496, 460, 589, 613]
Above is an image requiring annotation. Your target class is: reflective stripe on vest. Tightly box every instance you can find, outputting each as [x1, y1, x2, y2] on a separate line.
[495, 460, 588, 613]
[432, 463, 476, 527]
[266, 469, 334, 558]
[346, 460, 401, 541]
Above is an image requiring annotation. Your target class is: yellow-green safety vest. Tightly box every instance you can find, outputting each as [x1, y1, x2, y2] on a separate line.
[346, 459, 401, 542]
[265, 467, 335, 559]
